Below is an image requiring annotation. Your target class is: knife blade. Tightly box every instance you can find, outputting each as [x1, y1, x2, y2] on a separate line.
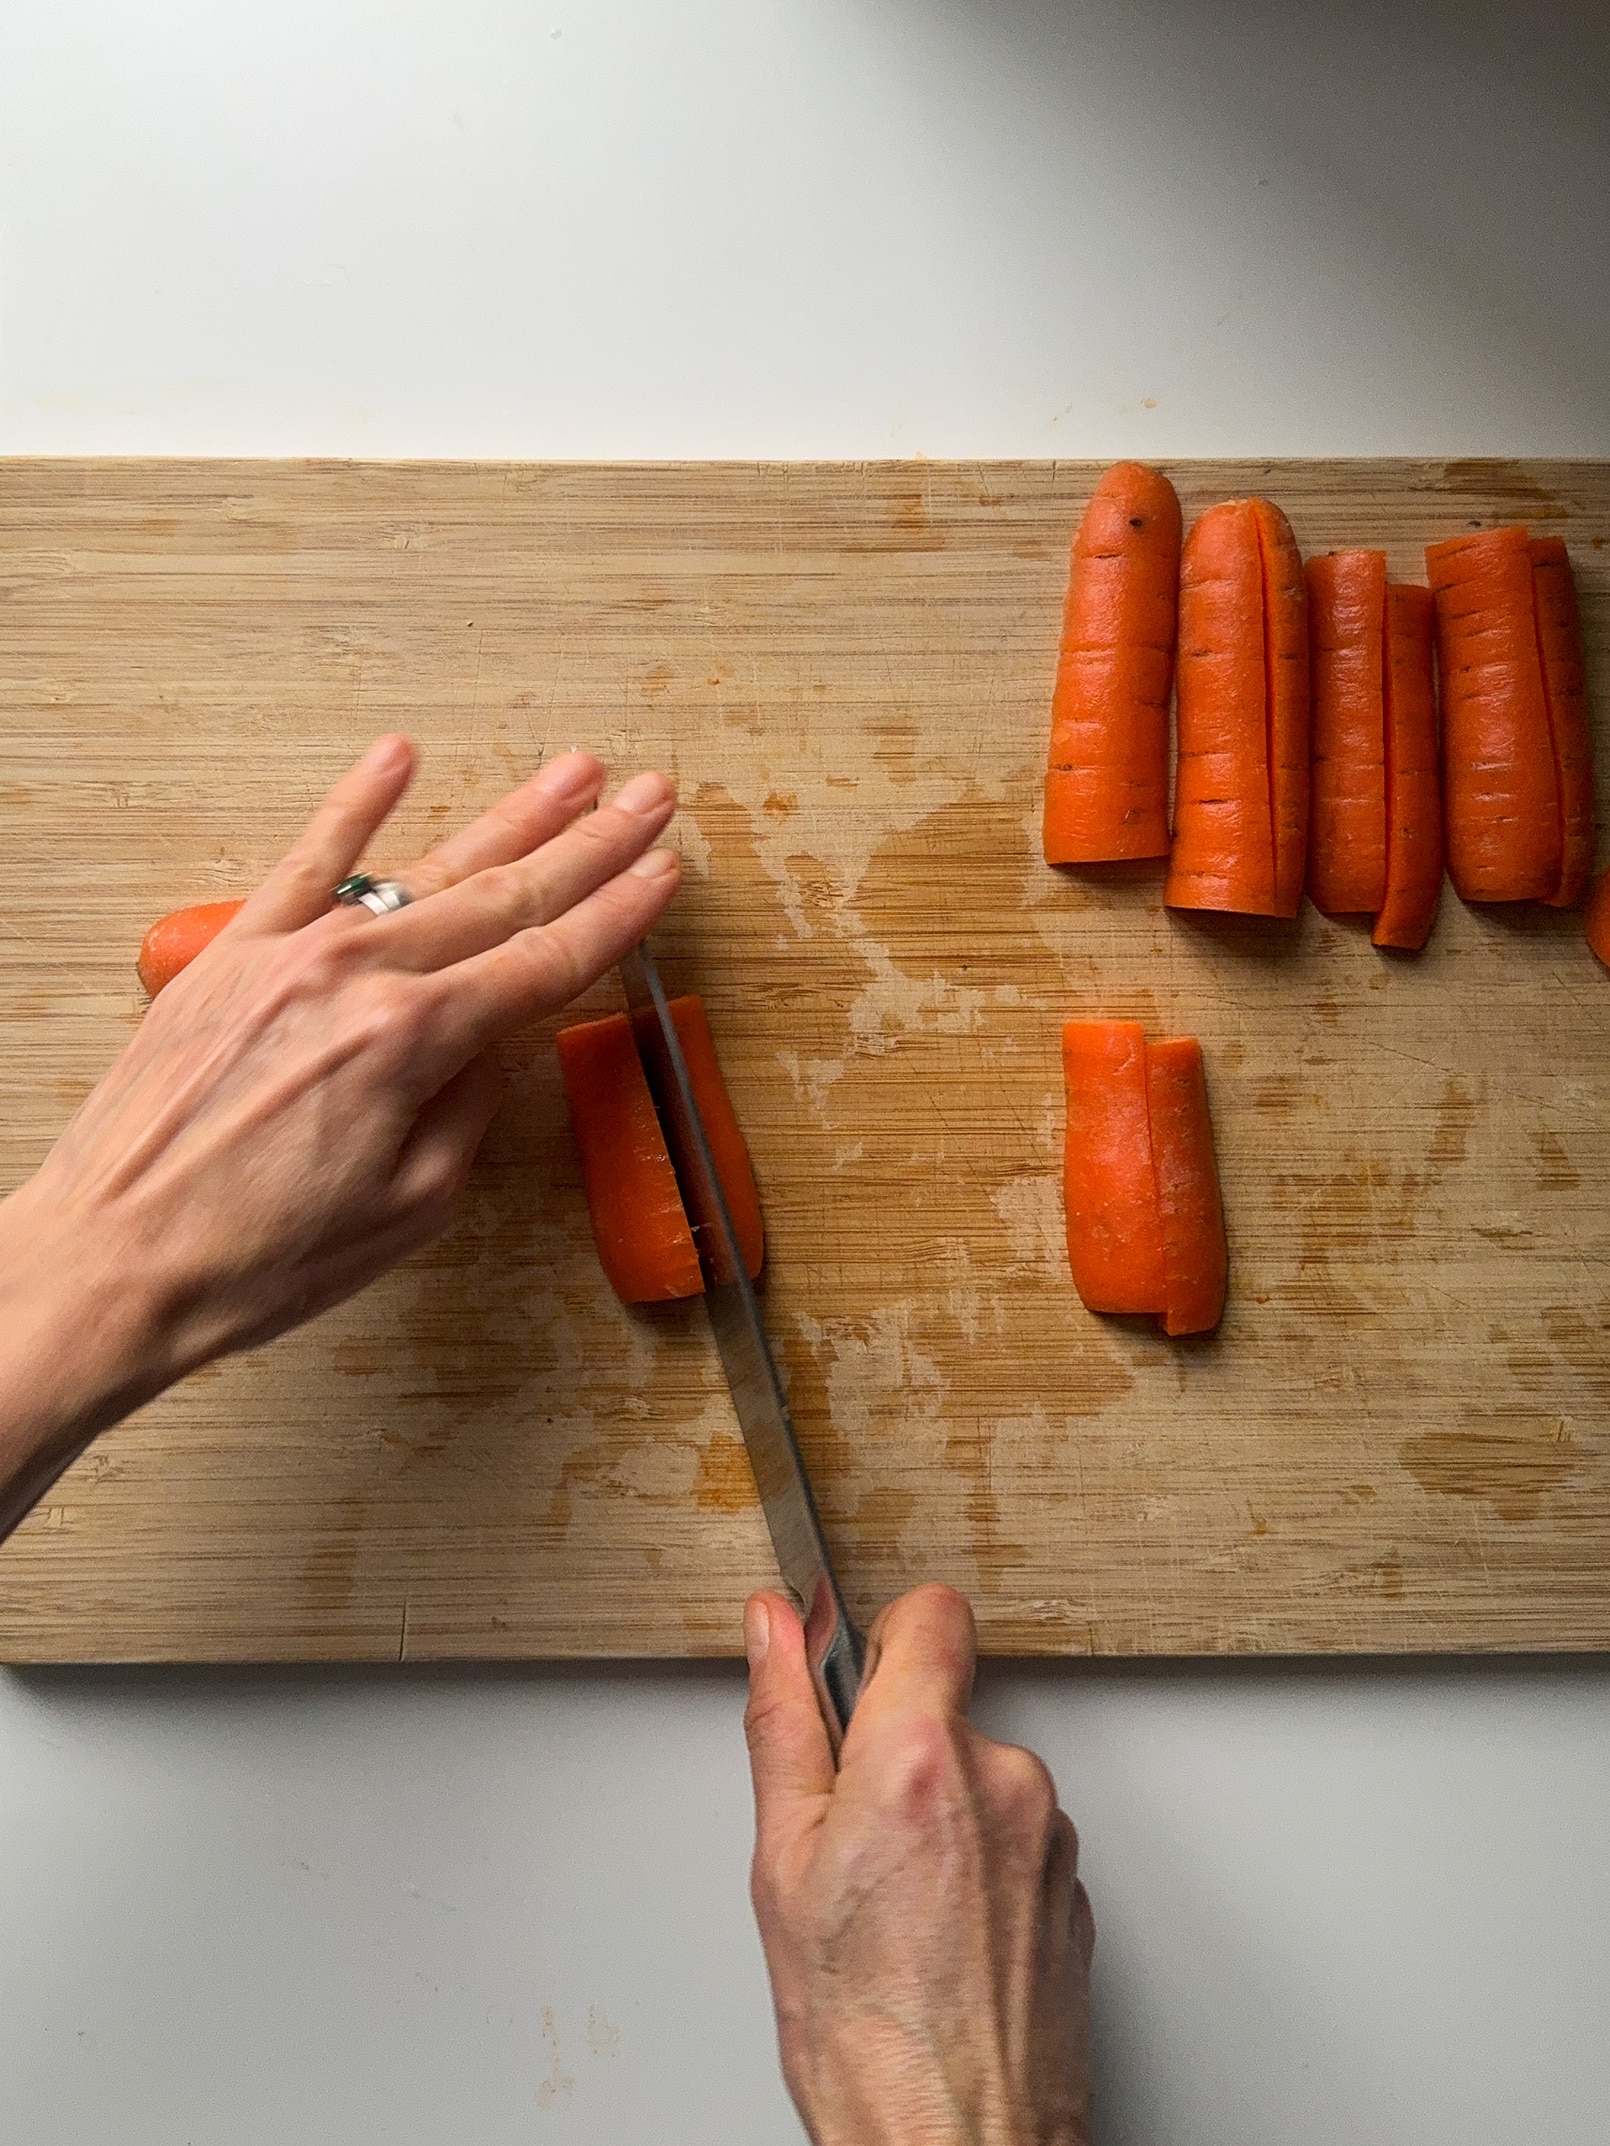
[617, 940, 864, 1752]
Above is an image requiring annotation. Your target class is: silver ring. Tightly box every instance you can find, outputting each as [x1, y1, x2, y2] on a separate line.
[333, 874, 412, 916]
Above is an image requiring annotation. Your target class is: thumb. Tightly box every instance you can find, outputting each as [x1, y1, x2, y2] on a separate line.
[742, 1592, 836, 1855]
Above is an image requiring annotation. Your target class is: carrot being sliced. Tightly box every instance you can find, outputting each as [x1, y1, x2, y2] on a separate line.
[1165, 498, 1309, 917]
[1529, 536, 1596, 908]
[556, 995, 764, 1305]
[1586, 868, 1610, 971]
[1060, 1021, 1166, 1316]
[1145, 1037, 1227, 1337]
[136, 898, 246, 995]
[1305, 550, 1388, 916]
[1373, 583, 1443, 951]
[1425, 526, 1561, 903]
[1043, 461, 1181, 864]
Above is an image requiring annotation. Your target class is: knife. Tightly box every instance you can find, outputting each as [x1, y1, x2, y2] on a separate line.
[617, 940, 865, 1754]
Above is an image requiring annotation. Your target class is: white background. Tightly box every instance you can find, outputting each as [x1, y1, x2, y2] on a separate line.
[3, 2, 1609, 2139]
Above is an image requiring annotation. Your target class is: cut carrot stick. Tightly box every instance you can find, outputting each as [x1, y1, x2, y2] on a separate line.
[1145, 1037, 1227, 1337]
[1165, 498, 1309, 917]
[1529, 536, 1596, 907]
[1425, 527, 1561, 902]
[556, 996, 764, 1305]
[1306, 550, 1388, 916]
[1060, 1021, 1166, 1316]
[136, 898, 246, 995]
[1586, 868, 1610, 971]
[1373, 584, 1443, 950]
[1043, 461, 1181, 863]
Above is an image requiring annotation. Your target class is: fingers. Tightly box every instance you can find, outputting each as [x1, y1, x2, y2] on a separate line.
[403, 751, 606, 901]
[241, 736, 416, 932]
[378, 771, 677, 975]
[744, 1592, 837, 1855]
[406, 844, 681, 1085]
[849, 1583, 978, 1736]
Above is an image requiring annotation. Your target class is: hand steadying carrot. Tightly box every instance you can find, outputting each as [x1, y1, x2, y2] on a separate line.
[1164, 498, 1310, 917]
[1043, 462, 1181, 864]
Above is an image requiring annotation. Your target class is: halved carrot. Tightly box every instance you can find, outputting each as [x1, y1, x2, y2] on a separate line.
[1425, 527, 1560, 902]
[556, 995, 764, 1305]
[1373, 584, 1443, 951]
[1586, 868, 1610, 971]
[1306, 550, 1388, 915]
[136, 898, 246, 995]
[1061, 1021, 1166, 1315]
[1043, 461, 1181, 863]
[1165, 498, 1309, 917]
[1145, 1037, 1227, 1336]
[1529, 536, 1596, 907]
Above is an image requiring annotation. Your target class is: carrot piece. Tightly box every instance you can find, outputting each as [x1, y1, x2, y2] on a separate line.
[1305, 550, 1388, 915]
[1373, 583, 1443, 950]
[1164, 498, 1309, 917]
[1529, 536, 1596, 907]
[1586, 867, 1610, 972]
[556, 996, 764, 1305]
[136, 898, 246, 995]
[1144, 1037, 1227, 1337]
[1425, 526, 1561, 902]
[1060, 1021, 1166, 1316]
[1043, 461, 1181, 863]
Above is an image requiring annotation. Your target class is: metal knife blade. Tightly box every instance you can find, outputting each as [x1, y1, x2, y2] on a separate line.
[617, 940, 864, 1751]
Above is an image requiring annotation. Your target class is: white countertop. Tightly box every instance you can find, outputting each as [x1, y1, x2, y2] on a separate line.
[3, 4, 1608, 2139]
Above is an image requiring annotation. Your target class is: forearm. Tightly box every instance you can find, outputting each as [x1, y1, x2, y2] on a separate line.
[0, 1181, 171, 1544]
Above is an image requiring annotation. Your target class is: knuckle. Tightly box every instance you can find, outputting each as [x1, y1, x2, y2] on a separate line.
[988, 1743, 1059, 1834]
[878, 1710, 970, 1823]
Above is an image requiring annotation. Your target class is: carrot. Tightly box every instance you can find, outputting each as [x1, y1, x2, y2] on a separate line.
[1586, 867, 1610, 972]
[1425, 527, 1560, 902]
[556, 995, 764, 1305]
[1164, 498, 1309, 917]
[136, 898, 246, 995]
[1145, 1037, 1227, 1336]
[1305, 550, 1388, 915]
[1043, 461, 1181, 863]
[1373, 583, 1443, 951]
[1529, 536, 1596, 907]
[1061, 1021, 1166, 1316]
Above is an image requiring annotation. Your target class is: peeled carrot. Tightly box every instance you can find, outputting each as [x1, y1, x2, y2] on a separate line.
[1145, 1037, 1227, 1337]
[1165, 498, 1309, 917]
[1529, 536, 1596, 907]
[1586, 868, 1610, 971]
[1305, 550, 1388, 915]
[1061, 1021, 1165, 1315]
[1043, 461, 1181, 863]
[556, 995, 764, 1305]
[1373, 584, 1443, 951]
[1425, 527, 1560, 902]
[136, 898, 246, 995]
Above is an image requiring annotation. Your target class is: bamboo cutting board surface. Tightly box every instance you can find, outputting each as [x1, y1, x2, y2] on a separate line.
[1, 458, 1607, 1662]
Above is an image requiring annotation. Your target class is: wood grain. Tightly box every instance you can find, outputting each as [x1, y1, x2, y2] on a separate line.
[0, 458, 1606, 1661]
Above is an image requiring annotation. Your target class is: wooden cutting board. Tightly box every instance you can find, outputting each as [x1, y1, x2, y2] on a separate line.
[1, 458, 1606, 1661]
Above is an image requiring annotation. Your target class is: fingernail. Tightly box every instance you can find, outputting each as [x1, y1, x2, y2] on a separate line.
[629, 847, 678, 881]
[536, 750, 601, 802]
[364, 734, 409, 772]
[614, 770, 673, 817]
[744, 1597, 770, 1670]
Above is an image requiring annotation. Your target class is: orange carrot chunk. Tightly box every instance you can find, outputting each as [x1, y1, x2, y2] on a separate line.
[1306, 550, 1388, 916]
[1043, 461, 1181, 863]
[136, 898, 246, 995]
[1165, 498, 1309, 917]
[556, 996, 764, 1305]
[1529, 536, 1596, 908]
[1425, 527, 1561, 902]
[1585, 868, 1610, 972]
[1060, 1021, 1166, 1316]
[1373, 583, 1443, 951]
[1144, 1037, 1228, 1337]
